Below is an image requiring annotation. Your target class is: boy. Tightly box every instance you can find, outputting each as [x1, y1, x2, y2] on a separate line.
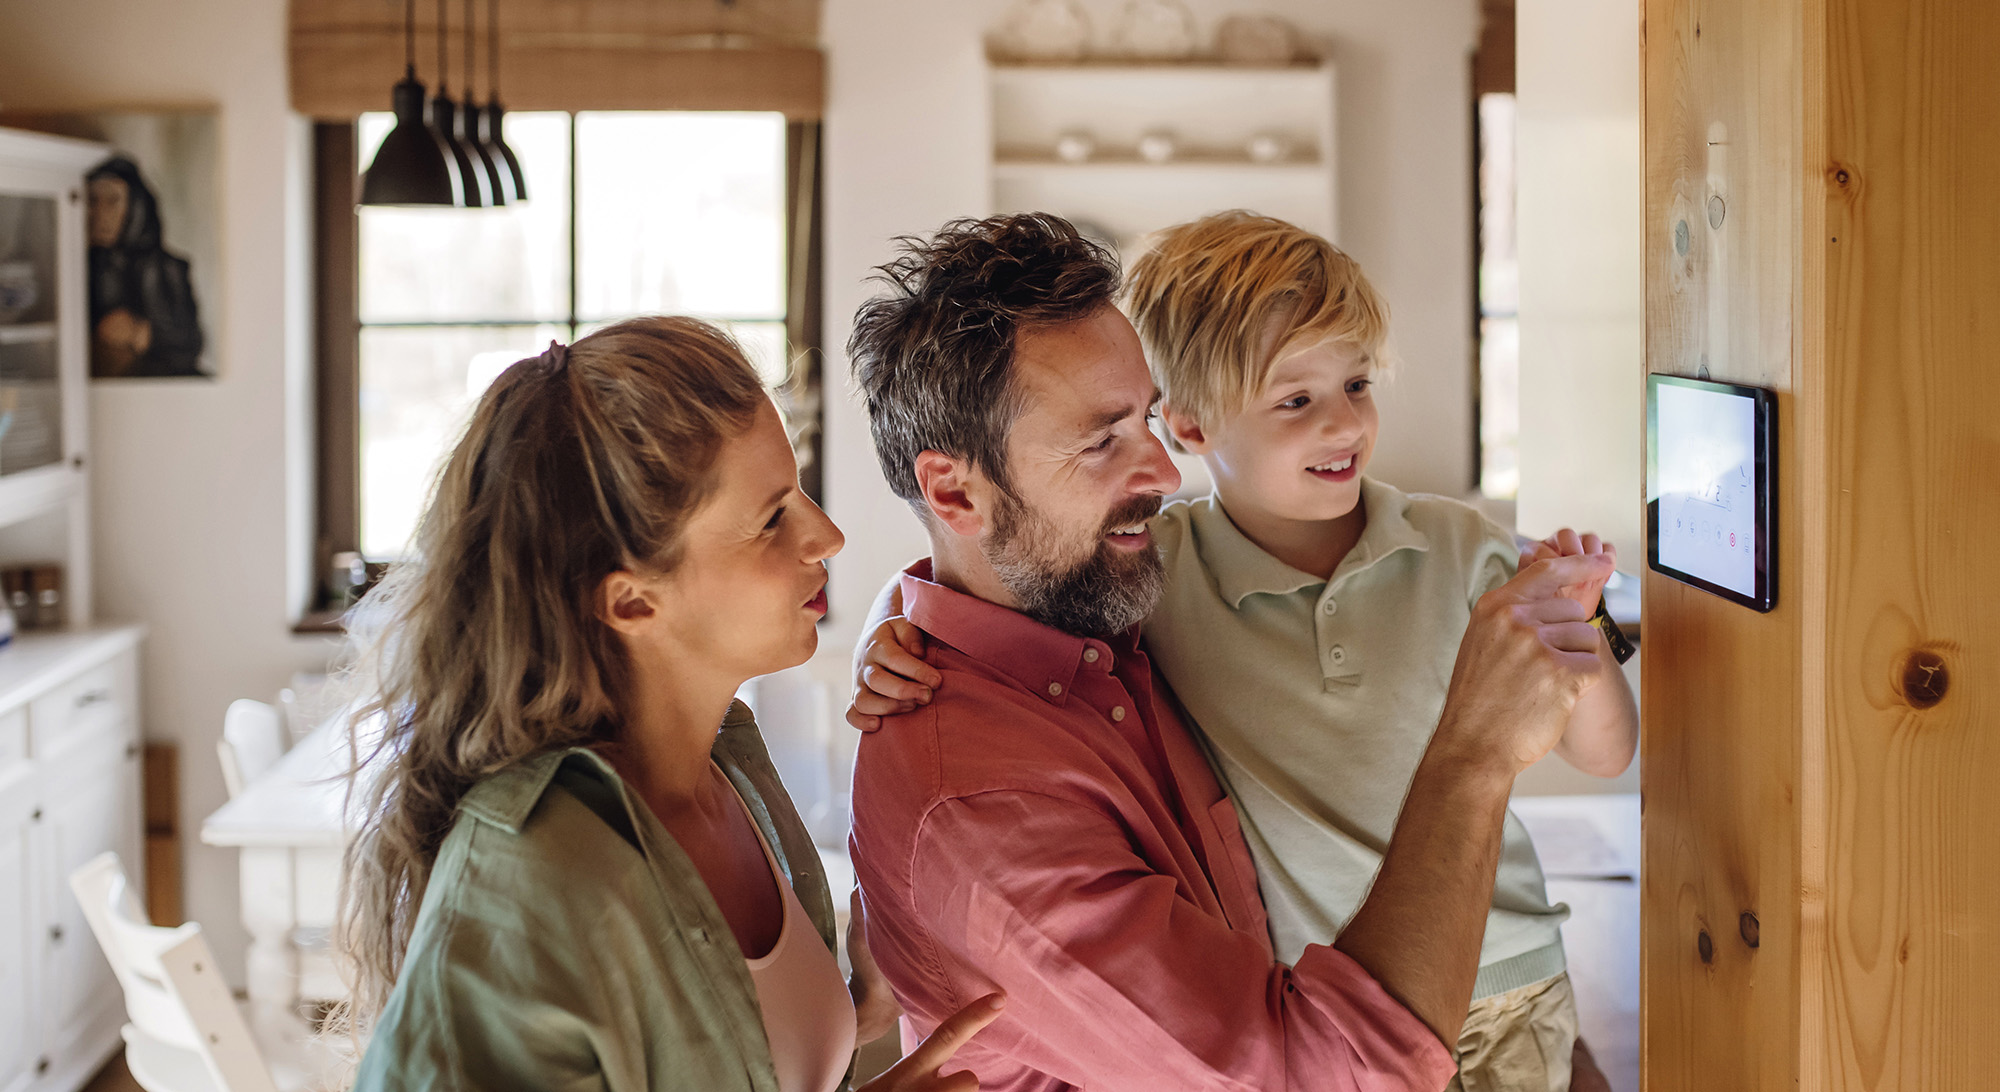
[853, 211, 1636, 1090]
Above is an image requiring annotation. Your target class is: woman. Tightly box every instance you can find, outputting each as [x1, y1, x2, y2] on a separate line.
[340, 317, 1000, 1090]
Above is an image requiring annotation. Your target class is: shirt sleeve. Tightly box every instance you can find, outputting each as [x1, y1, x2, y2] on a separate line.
[1469, 518, 1519, 609]
[907, 789, 1458, 1092]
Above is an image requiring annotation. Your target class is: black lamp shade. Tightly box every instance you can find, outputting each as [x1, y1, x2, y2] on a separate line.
[433, 92, 492, 207]
[484, 99, 528, 203]
[361, 74, 465, 207]
[466, 97, 515, 204]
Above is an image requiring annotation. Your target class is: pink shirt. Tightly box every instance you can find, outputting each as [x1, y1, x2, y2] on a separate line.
[849, 563, 1457, 1092]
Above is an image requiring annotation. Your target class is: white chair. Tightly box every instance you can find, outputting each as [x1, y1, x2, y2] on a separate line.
[218, 699, 286, 800]
[68, 852, 280, 1092]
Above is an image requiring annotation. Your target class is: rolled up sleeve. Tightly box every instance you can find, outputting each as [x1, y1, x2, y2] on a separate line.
[908, 790, 1457, 1092]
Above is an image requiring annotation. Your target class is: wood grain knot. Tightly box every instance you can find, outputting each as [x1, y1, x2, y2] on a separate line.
[1739, 911, 1760, 948]
[1900, 649, 1950, 709]
[1698, 929, 1714, 964]
[1835, 169, 1850, 185]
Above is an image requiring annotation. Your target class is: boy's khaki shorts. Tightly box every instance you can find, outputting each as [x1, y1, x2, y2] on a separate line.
[1446, 972, 1578, 1092]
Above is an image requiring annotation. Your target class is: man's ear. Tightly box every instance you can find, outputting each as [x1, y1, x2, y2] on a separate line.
[594, 569, 659, 637]
[1159, 402, 1214, 455]
[913, 450, 987, 537]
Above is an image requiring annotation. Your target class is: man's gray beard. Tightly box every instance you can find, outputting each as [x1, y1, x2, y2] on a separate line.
[984, 491, 1165, 638]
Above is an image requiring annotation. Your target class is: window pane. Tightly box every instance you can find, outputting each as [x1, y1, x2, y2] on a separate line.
[1477, 92, 1520, 500]
[359, 324, 564, 558]
[575, 112, 785, 321]
[357, 112, 571, 323]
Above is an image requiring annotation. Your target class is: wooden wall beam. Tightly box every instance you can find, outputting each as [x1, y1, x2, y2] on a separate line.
[1643, 0, 2000, 1087]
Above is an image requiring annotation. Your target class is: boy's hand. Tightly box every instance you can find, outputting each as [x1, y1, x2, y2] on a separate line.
[847, 615, 942, 732]
[1441, 554, 1616, 775]
[1518, 528, 1617, 614]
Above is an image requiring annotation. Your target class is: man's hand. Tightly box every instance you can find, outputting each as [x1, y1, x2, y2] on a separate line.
[847, 887, 904, 1044]
[1518, 529, 1617, 616]
[855, 992, 1006, 1092]
[1440, 553, 1616, 776]
[848, 615, 940, 732]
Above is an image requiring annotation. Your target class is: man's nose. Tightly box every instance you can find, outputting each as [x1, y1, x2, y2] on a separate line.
[1130, 430, 1182, 496]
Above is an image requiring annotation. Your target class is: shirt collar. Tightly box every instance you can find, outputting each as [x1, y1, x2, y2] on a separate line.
[1193, 476, 1431, 608]
[457, 701, 758, 835]
[901, 560, 1135, 707]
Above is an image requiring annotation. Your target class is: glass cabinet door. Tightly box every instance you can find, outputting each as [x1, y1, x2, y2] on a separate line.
[0, 194, 63, 478]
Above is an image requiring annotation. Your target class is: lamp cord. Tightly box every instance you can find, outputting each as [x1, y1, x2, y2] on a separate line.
[404, 0, 416, 76]
[488, 0, 499, 100]
[437, 0, 450, 95]
[465, 0, 476, 101]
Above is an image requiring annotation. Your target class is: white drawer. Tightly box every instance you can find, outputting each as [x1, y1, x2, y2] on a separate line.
[29, 658, 132, 753]
[0, 706, 23, 766]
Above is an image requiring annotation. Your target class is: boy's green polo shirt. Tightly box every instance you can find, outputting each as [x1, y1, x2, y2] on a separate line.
[350, 701, 847, 1092]
[1146, 477, 1569, 1000]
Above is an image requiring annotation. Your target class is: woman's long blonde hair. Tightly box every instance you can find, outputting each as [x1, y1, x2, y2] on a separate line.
[336, 316, 766, 1024]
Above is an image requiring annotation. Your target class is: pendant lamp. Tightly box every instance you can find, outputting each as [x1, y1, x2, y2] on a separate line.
[482, 0, 529, 202]
[359, 0, 464, 206]
[464, 0, 514, 203]
[432, 0, 492, 207]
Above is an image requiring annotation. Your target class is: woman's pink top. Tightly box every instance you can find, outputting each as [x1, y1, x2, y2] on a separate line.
[720, 765, 857, 1092]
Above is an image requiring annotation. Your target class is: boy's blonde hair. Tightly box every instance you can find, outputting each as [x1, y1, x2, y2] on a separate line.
[1124, 210, 1389, 432]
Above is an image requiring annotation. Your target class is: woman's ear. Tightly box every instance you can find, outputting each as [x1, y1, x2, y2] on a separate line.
[594, 569, 660, 637]
[1159, 402, 1214, 455]
[913, 450, 986, 538]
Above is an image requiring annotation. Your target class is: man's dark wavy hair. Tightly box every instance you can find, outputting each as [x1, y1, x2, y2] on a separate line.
[847, 213, 1121, 509]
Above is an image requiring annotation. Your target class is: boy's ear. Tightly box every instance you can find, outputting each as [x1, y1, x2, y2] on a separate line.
[913, 450, 988, 538]
[595, 569, 660, 637]
[1159, 402, 1214, 455]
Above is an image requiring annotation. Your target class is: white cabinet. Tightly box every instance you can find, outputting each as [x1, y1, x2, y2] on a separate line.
[0, 765, 37, 1092]
[0, 126, 142, 1092]
[0, 633, 142, 1092]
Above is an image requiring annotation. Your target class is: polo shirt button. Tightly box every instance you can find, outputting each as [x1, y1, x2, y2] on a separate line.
[1111, 706, 1127, 722]
[1328, 645, 1347, 666]
[1048, 682, 1064, 697]
[1083, 648, 1099, 664]
[1322, 599, 1338, 616]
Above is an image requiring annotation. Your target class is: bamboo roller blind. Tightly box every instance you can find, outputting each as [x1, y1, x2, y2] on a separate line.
[290, 0, 824, 119]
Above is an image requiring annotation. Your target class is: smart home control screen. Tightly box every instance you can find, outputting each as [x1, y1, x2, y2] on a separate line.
[1654, 381, 1757, 597]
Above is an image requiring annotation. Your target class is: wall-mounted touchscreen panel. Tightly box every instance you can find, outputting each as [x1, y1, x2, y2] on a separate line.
[1646, 374, 1776, 612]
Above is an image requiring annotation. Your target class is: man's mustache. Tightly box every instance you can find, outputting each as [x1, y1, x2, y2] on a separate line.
[1099, 495, 1164, 536]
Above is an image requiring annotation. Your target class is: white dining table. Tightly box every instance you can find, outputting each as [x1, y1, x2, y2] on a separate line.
[199, 715, 361, 1030]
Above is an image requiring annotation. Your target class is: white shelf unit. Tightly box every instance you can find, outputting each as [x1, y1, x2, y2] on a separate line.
[987, 61, 1339, 253]
[0, 125, 144, 1092]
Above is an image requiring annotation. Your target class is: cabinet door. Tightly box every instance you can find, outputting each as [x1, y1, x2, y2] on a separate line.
[0, 767, 40, 1092]
[38, 727, 133, 1058]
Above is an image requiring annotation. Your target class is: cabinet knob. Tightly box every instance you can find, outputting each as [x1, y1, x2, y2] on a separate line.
[77, 688, 113, 708]
[36, 1057, 49, 1075]
[30, 807, 41, 821]
[49, 924, 63, 943]
[125, 742, 139, 759]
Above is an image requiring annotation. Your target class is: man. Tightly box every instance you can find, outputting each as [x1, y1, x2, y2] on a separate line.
[845, 213, 1613, 1091]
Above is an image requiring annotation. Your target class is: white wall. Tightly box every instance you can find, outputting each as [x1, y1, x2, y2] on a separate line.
[1513, 0, 1643, 561]
[0, 0, 337, 983]
[815, 0, 1484, 684]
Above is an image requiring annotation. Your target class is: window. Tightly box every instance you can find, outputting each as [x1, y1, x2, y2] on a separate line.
[351, 111, 793, 560]
[1476, 92, 1519, 500]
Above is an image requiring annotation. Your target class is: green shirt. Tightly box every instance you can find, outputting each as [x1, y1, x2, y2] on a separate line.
[1147, 478, 1570, 1000]
[350, 701, 847, 1092]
